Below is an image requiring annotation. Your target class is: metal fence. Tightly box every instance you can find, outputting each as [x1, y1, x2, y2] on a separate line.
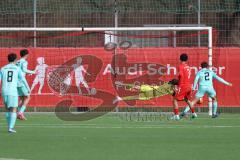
[0, 0, 239, 47]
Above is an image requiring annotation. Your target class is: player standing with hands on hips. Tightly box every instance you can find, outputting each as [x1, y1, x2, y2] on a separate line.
[17, 49, 35, 120]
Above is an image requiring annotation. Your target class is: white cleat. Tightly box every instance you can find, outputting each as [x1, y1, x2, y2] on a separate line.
[192, 113, 198, 118]
[113, 96, 122, 104]
[169, 115, 180, 121]
[8, 128, 17, 133]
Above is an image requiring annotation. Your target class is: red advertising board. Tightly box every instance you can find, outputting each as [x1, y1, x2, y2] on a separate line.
[0, 47, 239, 107]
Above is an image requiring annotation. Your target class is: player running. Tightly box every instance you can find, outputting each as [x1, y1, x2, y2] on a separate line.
[0, 53, 29, 133]
[113, 79, 179, 104]
[181, 62, 232, 118]
[16, 49, 35, 120]
[171, 53, 196, 120]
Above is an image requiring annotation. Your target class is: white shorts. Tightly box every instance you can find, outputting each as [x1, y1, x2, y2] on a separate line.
[33, 76, 45, 84]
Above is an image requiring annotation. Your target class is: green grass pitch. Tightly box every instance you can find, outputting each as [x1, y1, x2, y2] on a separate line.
[0, 113, 240, 160]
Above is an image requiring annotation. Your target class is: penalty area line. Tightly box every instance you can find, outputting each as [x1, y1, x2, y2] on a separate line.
[0, 158, 29, 160]
[14, 124, 240, 129]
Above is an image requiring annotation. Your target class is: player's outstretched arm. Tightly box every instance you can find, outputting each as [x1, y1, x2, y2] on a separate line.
[81, 66, 90, 75]
[214, 73, 232, 86]
[23, 61, 35, 74]
[115, 81, 140, 90]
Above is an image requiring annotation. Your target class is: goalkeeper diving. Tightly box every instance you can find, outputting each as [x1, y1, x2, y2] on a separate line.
[113, 79, 179, 104]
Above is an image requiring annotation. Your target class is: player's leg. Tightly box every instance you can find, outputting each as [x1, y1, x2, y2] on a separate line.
[17, 86, 30, 120]
[18, 96, 30, 120]
[75, 78, 82, 94]
[30, 77, 39, 92]
[180, 97, 200, 118]
[180, 89, 195, 117]
[18, 96, 23, 113]
[211, 96, 218, 118]
[81, 79, 90, 94]
[185, 90, 197, 116]
[181, 87, 205, 117]
[5, 96, 18, 133]
[207, 88, 218, 118]
[3, 96, 10, 127]
[5, 108, 10, 128]
[185, 98, 197, 118]
[181, 105, 190, 115]
[113, 95, 140, 104]
[172, 86, 187, 120]
[172, 98, 180, 120]
[9, 107, 17, 133]
[38, 77, 45, 94]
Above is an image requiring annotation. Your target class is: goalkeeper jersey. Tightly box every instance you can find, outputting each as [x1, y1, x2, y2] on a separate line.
[140, 83, 174, 99]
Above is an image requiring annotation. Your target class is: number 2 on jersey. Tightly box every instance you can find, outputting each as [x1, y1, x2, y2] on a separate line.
[204, 72, 210, 81]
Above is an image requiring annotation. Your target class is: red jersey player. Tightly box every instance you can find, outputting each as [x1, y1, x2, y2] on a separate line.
[171, 53, 197, 120]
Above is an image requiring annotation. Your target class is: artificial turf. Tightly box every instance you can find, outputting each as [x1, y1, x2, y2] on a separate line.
[0, 113, 239, 160]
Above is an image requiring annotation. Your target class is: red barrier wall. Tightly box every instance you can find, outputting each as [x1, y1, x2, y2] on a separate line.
[0, 48, 239, 107]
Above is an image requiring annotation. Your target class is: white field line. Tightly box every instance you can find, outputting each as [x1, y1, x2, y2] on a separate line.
[11, 124, 240, 129]
[0, 122, 240, 127]
[0, 158, 29, 160]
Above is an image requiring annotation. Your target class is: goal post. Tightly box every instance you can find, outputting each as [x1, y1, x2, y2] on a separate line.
[0, 26, 213, 115]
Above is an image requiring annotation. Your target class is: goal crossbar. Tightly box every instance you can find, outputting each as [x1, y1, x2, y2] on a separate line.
[0, 27, 212, 31]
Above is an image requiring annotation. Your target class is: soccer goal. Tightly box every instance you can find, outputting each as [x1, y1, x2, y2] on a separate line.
[0, 26, 213, 116]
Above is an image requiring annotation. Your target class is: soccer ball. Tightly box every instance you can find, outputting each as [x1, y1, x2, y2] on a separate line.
[90, 88, 97, 95]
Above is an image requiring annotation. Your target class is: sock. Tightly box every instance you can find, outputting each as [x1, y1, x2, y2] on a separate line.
[9, 112, 17, 129]
[183, 106, 190, 113]
[19, 105, 26, 113]
[174, 108, 179, 115]
[190, 108, 195, 113]
[213, 101, 218, 115]
[5, 112, 10, 126]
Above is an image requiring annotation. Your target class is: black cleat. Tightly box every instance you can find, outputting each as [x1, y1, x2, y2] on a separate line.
[212, 114, 219, 118]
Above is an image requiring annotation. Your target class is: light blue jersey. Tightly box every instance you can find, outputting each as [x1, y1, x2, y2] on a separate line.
[0, 63, 26, 96]
[16, 58, 35, 77]
[193, 68, 230, 98]
[16, 58, 34, 91]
